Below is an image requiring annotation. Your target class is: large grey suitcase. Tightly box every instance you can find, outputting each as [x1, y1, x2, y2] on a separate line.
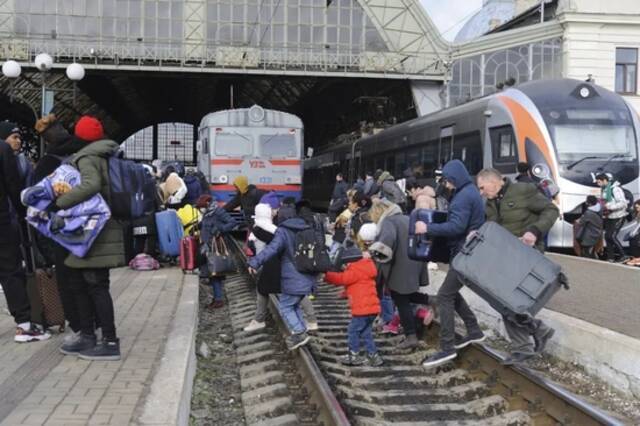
[451, 221, 568, 319]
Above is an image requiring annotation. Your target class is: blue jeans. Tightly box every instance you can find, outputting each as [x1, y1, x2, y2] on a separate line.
[279, 293, 306, 334]
[210, 277, 223, 301]
[348, 315, 377, 354]
[380, 293, 395, 324]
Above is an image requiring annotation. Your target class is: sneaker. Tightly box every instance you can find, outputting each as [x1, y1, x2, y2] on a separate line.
[60, 334, 97, 355]
[285, 332, 310, 350]
[366, 352, 384, 367]
[422, 349, 457, 368]
[243, 320, 266, 332]
[397, 334, 419, 351]
[340, 351, 365, 366]
[207, 300, 224, 309]
[416, 306, 435, 326]
[63, 330, 81, 345]
[306, 322, 319, 331]
[381, 323, 399, 335]
[454, 332, 486, 350]
[534, 327, 555, 354]
[15, 326, 51, 343]
[502, 351, 535, 366]
[78, 338, 121, 361]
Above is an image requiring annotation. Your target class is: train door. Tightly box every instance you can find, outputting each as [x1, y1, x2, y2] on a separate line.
[439, 126, 454, 167]
[197, 128, 210, 180]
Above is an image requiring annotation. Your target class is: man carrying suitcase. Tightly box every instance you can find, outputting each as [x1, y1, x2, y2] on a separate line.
[476, 168, 559, 365]
[415, 160, 486, 368]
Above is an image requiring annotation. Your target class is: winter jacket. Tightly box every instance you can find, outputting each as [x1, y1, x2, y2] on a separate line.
[601, 181, 628, 220]
[378, 172, 407, 206]
[369, 203, 427, 294]
[54, 139, 125, 269]
[199, 205, 237, 246]
[325, 258, 380, 316]
[485, 179, 559, 252]
[515, 173, 535, 184]
[0, 141, 24, 229]
[331, 180, 348, 201]
[252, 222, 281, 296]
[248, 217, 317, 296]
[575, 206, 603, 247]
[363, 177, 379, 197]
[426, 160, 485, 256]
[160, 173, 187, 206]
[224, 184, 267, 222]
[22, 164, 111, 258]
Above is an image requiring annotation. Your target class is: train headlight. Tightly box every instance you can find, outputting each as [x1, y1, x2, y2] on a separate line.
[579, 87, 590, 98]
[532, 163, 550, 179]
[219, 174, 228, 184]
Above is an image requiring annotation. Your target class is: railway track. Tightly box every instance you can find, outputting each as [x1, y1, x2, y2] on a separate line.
[225, 238, 623, 425]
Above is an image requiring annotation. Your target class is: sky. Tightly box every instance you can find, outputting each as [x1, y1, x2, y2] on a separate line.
[420, 0, 484, 41]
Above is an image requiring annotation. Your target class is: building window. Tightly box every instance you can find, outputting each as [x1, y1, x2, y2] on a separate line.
[615, 48, 638, 94]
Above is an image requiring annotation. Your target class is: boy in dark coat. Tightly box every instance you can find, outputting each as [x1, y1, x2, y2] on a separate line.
[248, 214, 317, 350]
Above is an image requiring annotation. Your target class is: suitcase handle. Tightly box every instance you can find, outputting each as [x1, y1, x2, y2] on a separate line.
[460, 231, 483, 255]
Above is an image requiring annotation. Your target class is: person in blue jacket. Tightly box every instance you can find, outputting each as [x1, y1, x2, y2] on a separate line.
[414, 160, 486, 368]
[247, 214, 317, 350]
[198, 195, 238, 309]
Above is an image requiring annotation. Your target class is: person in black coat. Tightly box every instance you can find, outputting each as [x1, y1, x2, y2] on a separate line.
[223, 175, 267, 225]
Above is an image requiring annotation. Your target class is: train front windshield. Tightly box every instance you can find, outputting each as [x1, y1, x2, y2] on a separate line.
[545, 108, 639, 186]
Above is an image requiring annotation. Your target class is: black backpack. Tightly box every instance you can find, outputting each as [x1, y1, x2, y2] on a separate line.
[293, 215, 331, 274]
[622, 187, 635, 221]
[108, 156, 157, 220]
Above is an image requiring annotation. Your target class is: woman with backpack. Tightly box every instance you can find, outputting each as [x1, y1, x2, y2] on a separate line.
[197, 195, 238, 309]
[369, 198, 429, 351]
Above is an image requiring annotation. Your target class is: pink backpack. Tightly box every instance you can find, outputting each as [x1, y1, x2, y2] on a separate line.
[129, 253, 160, 271]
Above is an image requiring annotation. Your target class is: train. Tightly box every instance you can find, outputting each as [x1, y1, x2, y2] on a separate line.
[304, 78, 640, 248]
[197, 105, 304, 203]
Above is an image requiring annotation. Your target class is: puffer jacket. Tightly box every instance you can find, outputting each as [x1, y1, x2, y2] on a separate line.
[55, 139, 125, 269]
[199, 205, 237, 245]
[575, 206, 603, 247]
[325, 258, 380, 316]
[426, 160, 485, 256]
[485, 179, 559, 252]
[248, 217, 317, 296]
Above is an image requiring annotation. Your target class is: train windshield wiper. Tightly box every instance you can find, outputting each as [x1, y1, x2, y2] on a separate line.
[596, 153, 627, 171]
[231, 131, 251, 143]
[566, 155, 603, 170]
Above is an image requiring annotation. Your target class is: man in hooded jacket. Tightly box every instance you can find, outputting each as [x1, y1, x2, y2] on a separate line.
[415, 160, 486, 368]
[224, 175, 267, 225]
[0, 121, 50, 343]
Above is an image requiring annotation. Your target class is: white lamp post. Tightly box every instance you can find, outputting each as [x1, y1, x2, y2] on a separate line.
[2, 54, 86, 155]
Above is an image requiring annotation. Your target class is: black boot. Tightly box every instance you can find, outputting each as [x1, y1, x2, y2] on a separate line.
[59, 334, 97, 355]
[78, 338, 121, 361]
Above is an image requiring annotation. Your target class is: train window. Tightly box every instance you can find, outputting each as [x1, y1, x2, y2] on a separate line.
[385, 155, 395, 174]
[490, 126, 518, 173]
[395, 152, 407, 177]
[422, 140, 439, 175]
[259, 134, 297, 158]
[215, 133, 252, 156]
[452, 131, 483, 175]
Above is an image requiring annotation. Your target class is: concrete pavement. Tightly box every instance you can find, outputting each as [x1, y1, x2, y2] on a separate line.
[0, 267, 198, 426]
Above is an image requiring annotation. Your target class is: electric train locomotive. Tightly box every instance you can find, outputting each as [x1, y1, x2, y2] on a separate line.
[304, 79, 640, 248]
[197, 105, 303, 203]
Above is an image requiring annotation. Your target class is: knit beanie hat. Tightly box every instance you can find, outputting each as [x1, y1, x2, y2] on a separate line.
[253, 203, 272, 222]
[358, 223, 377, 243]
[260, 191, 280, 210]
[74, 116, 104, 142]
[233, 175, 249, 194]
[0, 121, 20, 140]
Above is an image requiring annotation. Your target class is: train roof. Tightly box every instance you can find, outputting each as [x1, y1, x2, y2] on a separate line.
[199, 105, 303, 129]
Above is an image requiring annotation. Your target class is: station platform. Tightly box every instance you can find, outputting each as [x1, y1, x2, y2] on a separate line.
[0, 268, 198, 426]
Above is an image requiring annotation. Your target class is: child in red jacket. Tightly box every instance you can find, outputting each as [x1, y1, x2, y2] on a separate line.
[325, 223, 383, 366]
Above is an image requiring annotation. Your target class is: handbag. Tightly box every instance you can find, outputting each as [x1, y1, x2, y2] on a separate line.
[206, 236, 236, 276]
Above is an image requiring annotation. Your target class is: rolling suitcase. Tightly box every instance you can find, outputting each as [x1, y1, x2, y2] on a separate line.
[180, 235, 199, 272]
[408, 209, 450, 263]
[35, 268, 65, 330]
[155, 210, 183, 257]
[451, 221, 568, 319]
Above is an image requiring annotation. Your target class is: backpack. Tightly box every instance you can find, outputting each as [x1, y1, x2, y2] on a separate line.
[622, 187, 634, 221]
[293, 215, 331, 274]
[183, 173, 203, 204]
[129, 253, 160, 271]
[108, 156, 158, 220]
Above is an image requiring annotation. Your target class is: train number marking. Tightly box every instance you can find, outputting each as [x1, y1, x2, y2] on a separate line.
[250, 160, 266, 168]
